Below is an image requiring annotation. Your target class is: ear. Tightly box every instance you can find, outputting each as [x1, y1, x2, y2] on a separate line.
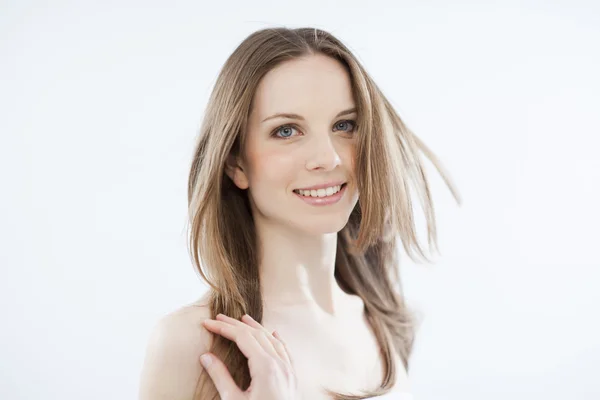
[224, 153, 249, 190]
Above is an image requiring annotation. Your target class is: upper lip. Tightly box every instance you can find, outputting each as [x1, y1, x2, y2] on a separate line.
[295, 181, 346, 191]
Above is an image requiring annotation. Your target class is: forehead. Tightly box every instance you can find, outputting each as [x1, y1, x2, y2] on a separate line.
[251, 54, 355, 119]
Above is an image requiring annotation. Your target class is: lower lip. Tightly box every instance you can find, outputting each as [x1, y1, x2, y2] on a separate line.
[293, 184, 347, 206]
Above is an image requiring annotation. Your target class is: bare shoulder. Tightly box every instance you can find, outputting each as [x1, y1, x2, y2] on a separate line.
[138, 296, 213, 400]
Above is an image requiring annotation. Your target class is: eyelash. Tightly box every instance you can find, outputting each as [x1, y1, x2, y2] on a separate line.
[271, 119, 358, 139]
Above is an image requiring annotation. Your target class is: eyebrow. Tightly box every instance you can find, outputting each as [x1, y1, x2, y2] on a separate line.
[261, 107, 357, 123]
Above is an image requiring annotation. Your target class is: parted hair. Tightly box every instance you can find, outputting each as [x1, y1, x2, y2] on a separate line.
[187, 26, 461, 399]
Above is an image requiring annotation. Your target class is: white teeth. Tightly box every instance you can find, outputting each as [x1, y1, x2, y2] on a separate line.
[295, 185, 343, 198]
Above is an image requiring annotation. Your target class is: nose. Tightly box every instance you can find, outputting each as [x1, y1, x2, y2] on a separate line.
[305, 133, 342, 171]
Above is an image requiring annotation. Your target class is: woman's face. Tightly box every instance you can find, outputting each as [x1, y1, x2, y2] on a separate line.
[229, 54, 359, 234]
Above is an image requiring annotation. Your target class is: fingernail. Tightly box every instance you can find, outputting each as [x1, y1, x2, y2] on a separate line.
[200, 354, 212, 368]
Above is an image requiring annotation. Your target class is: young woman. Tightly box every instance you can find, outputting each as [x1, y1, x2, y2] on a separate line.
[138, 27, 461, 400]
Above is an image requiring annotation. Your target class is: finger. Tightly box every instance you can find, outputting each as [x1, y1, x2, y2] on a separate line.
[249, 328, 281, 360]
[203, 320, 269, 363]
[215, 314, 281, 361]
[273, 330, 295, 369]
[200, 353, 243, 399]
[241, 315, 290, 365]
[211, 316, 281, 361]
[216, 313, 247, 328]
[240, 314, 265, 331]
[203, 319, 237, 340]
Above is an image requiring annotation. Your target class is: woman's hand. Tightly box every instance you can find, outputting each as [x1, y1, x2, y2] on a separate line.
[200, 313, 297, 400]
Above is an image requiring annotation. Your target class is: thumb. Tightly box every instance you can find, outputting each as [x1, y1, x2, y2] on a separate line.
[200, 353, 243, 399]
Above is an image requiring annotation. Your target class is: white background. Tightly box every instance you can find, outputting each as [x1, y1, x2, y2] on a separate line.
[1, 1, 599, 399]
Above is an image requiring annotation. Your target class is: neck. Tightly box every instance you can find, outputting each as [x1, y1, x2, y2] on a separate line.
[255, 220, 352, 317]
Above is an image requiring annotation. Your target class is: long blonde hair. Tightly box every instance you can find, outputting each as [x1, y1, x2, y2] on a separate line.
[187, 26, 461, 399]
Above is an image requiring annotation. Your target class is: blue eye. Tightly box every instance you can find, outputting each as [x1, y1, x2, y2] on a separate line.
[273, 125, 298, 138]
[334, 120, 357, 133]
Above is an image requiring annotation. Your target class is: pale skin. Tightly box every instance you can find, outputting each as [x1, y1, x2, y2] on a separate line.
[138, 54, 412, 399]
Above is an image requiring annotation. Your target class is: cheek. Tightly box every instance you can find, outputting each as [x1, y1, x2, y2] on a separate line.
[339, 141, 357, 176]
[247, 147, 299, 189]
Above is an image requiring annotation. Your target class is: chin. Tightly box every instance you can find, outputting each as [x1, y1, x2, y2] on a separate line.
[294, 215, 350, 235]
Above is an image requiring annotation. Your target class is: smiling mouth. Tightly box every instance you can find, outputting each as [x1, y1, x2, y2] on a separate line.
[293, 183, 347, 198]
